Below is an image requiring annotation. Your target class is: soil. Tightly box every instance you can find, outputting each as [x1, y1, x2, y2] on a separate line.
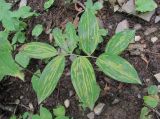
[0, 0, 160, 119]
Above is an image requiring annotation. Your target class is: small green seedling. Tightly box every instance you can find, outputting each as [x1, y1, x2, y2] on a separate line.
[140, 85, 159, 119]
[44, 0, 55, 10]
[53, 105, 69, 119]
[10, 105, 69, 119]
[32, 24, 43, 37]
[15, 0, 142, 110]
[135, 0, 157, 12]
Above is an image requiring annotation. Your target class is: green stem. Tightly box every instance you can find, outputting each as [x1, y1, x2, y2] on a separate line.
[64, 53, 98, 59]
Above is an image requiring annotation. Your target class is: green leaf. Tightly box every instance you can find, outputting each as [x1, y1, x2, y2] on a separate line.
[15, 52, 30, 68]
[32, 24, 43, 37]
[55, 116, 69, 119]
[52, 28, 69, 52]
[140, 107, 151, 119]
[96, 54, 141, 84]
[52, 22, 78, 53]
[34, 56, 65, 104]
[143, 96, 159, 108]
[12, 31, 26, 44]
[136, 0, 157, 12]
[65, 22, 79, 53]
[32, 115, 41, 119]
[40, 106, 52, 119]
[105, 30, 135, 55]
[147, 85, 158, 95]
[53, 105, 66, 117]
[71, 57, 100, 110]
[0, 31, 11, 52]
[44, 0, 55, 10]
[0, 52, 24, 80]
[10, 115, 17, 119]
[12, 6, 35, 19]
[32, 70, 41, 93]
[0, 37, 24, 80]
[78, 0, 105, 55]
[20, 42, 57, 59]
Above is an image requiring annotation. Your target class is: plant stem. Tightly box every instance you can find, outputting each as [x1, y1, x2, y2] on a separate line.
[64, 53, 98, 59]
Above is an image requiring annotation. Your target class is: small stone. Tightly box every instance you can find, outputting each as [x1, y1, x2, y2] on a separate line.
[134, 24, 142, 30]
[20, 96, 24, 99]
[29, 103, 34, 111]
[112, 99, 120, 104]
[135, 36, 141, 42]
[87, 112, 95, 119]
[19, 0, 27, 8]
[15, 99, 20, 104]
[144, 27, 157, 36]
[157, 85, 160, 93]
[154, 73, 160, 83]
[116, 20, 129, 33]
[137, 94, 142, 99]
[94, 103, 105, 115]
[114, 5, 120, 12]
[151, 37, 158, 43]
[155, 16, 160, 23]
[69, 90, 74, 97]
[64, 99, 70, 108]
[146, 79, 151, 83]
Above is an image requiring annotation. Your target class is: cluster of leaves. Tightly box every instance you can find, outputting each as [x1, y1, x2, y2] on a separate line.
[140, 85, 159, 119]
[14, 0, 142, 110]
[0, 0, 36, 81]
[135, 0, 157, 12]
[10, 105, 69, 119]
[0, 0, 36, 44]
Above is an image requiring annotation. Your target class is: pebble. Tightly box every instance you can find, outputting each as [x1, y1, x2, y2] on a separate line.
[151, 37, 158, 43]
[134, 24, 142, 30]
[116, 19, 129, 33]
[155, 16, 160, 23]
[64, 99, 70, 108]
[29, 103, 34, 111]
[137, 94, 142, 99]
[87, 112, 95, 119]
[19, 0, 27, 7]
[69, 90, 74, 97]
[154, 73, 160, 83]
[94, 103, 105, 115]
[134, 36, 141, 42]
[157, 85, 160, 93]
[112, 98, 120, 104]
[114, 5, 120, 12]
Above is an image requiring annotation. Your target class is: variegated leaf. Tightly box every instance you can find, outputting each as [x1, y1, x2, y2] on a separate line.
[96, 54, 141, 84]
[105, 30, 135, 55]
[52, 22, 78, 53]
[71, 57, 100, 109]
[35, 56, 65, 104]
[65, 22, 78, 53]
[52, 28, 69, 52]
[78, 0, 105, 55]
[20, 42, 57, 59]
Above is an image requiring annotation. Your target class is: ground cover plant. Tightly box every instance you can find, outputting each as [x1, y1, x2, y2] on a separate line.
[0, 0, 160, 118]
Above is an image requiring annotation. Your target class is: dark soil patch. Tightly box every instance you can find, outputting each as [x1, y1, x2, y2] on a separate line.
[0, 0, 160, 119]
